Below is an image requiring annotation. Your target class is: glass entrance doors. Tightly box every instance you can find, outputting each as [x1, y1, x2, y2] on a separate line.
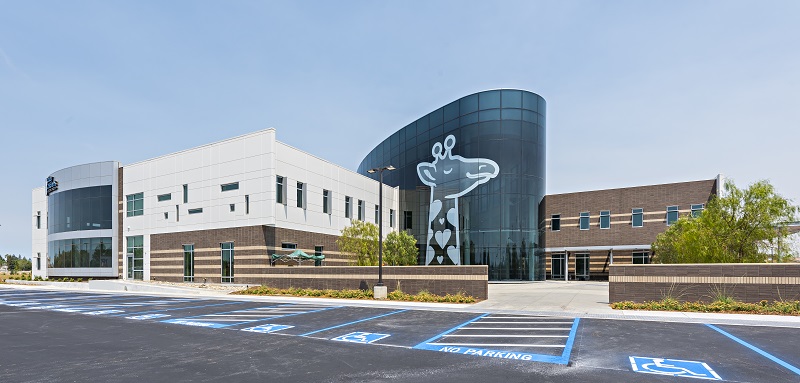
[551, 253, 565, 280]
[575, 253, 590, 281]
[126, 236, 144, 280]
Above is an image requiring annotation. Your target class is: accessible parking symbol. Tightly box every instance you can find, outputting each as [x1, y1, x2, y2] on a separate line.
[630, 356, 721, 380]
[331, 332, 390, 344]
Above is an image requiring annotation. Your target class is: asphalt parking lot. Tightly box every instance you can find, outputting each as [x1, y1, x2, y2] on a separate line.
[1, 288, 798, 382]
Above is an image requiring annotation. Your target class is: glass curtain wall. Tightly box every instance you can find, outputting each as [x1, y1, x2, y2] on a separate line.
[358, 89, 546, 281]
[47, 186, 113, 234]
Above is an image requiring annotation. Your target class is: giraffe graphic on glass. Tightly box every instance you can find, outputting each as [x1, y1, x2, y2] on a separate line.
[416, 135, 499, 265]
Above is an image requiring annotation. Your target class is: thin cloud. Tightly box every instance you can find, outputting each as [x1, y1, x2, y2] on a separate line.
[0, 46, 31, 80]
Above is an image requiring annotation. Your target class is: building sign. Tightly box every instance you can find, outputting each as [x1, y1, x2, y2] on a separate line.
[416, 135, 499, 265]
[46, 176, 59, 195]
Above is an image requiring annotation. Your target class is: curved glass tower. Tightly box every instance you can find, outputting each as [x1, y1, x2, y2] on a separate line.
[358, 89, 546, 281]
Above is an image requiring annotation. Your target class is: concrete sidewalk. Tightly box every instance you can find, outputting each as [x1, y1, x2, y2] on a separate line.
[4, 279, 800, 328]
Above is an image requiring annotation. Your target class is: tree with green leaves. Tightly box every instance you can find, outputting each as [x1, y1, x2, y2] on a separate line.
[384, 230, 419, 265]
[653, 180, 799, 263]
[336, 220, 379, 266]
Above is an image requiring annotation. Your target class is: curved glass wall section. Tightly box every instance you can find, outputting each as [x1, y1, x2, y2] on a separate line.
[47, 185, 113, 234]
[358, 89, 546, 281]
[48, 237, 113, 268]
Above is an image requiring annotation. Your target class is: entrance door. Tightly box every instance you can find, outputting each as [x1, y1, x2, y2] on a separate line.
[127, 254, 134, 279]
[551, 254, 565, 280]
[576, 253, 590, 281]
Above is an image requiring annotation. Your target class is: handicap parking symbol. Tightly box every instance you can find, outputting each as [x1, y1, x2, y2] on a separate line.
[331, 332, 391, 344]
[630, 356, 721, 380]
[241, 324, 294, 334]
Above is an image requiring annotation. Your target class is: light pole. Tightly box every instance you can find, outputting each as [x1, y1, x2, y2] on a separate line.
[367, 165, 395, 291]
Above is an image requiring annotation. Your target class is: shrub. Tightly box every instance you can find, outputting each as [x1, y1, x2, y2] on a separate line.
[232, 285, 476, 303]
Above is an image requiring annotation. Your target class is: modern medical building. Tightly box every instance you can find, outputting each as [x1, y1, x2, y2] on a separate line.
[31, 89, 719, 282]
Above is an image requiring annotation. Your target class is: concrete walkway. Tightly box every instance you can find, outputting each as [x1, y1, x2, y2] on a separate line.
[4, 279, 800, 328]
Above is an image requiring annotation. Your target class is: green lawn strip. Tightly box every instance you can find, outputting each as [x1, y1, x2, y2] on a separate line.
[231, 285, 476, 303]
[611, 298, 800, 316]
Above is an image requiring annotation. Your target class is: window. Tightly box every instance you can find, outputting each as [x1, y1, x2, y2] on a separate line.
[296, 182, 304, 208]
[551, 214, 560, 231]
[323, 190, 330, 214]
[36, 211, 41, 229]
[632, 208, 643, 227]
[600, 210, 610, 229]
[183, 184, 188, 203]
[404, 211, 413, 230]
[157, 193, 171, 202]
[691, 204, 704, 218]
[579, 212, 590, 230]
[314, 246, 324, 266]
[245, 195, 250, 214]
[345, 196, 352, 218]
[633, 252, 650, 264]
[358, 200, 365, 221]
[230, 204, 235, 212]
[126, 193, 144, 217]
[282, 243, 297, 250]
[183, 244, 194, 282]
[276, 176, 285, 204]
[176, 205, 180, 222]
[389, 209, 395, 228]
[36, 253, 40, 270]
[164, 212, 169, 220]
[221, 242, 234, 283]
[667, 206, 679, 225]
[188, 208, 203, 214]
[221, 182, 239, 192]
[375, 204, 379, 223]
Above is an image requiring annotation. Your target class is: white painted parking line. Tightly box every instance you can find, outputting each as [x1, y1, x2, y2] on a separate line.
[460, 327, 571, 330]
[443, 334, 569, 338]
[415, 314, 581, 365]
[427, 343, 566, 348]
[164, 304, 339, 329]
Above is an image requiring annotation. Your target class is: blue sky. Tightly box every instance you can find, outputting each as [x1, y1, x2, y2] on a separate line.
[1, 1, 799, 257]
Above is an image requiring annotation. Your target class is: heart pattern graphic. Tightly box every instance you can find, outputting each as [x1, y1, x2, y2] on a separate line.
[434, 229, 451, 248]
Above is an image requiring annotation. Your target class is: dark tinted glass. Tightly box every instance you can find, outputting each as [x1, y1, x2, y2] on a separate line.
[357, 90, 546, 281]
[47, 186, 113, 234]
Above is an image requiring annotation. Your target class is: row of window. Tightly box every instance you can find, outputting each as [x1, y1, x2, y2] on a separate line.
[180, 242, 325, 283]
[276, 175, 396, 227]
[127, 182, 249, 220]
[550, 252, 650, 279]
[550, 205, 704, 231]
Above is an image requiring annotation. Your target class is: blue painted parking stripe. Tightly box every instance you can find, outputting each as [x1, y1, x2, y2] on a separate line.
[167, 303, 290, 320]
[300, 310, 408, 337]
[111, 300, 248, 317]
[413, 316, 580, 365]
[706, 324, 800, 376]
[558, 318, 580, 364]
[414, 313, 489, 346]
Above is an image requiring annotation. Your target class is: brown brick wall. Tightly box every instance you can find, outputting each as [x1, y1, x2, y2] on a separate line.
[609, 264, 800, 303]
[245, 266, 488, 299]
[147, 224, 487, 298]
[542, 179, 717, 248]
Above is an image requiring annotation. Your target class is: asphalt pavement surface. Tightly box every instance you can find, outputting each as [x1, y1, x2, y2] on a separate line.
[1, 288, 798, 382]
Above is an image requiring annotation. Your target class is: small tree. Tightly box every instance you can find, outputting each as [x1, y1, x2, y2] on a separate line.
[336, 220, 378, 266]
[384, 230, 419, 265]
[653, 180, 798, 263]
[15, 257, 32, 272]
